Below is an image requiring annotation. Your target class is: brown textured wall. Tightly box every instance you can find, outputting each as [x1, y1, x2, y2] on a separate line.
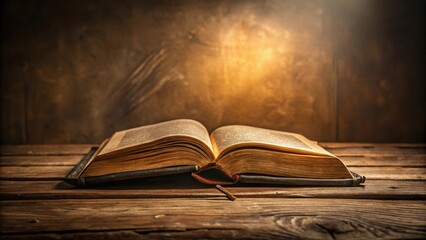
[1, 0, 425, 144]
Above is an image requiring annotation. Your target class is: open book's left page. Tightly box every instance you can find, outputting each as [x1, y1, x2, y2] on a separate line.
[98, 119, 214, 158]
[81, 119, 214, 177]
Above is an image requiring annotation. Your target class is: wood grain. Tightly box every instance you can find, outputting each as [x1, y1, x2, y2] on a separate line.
[1, 198, 425, 239]
[0, 231, 144, 240]
[327, 147, 426, 155]
[0, 145, 94, 156]
[0, 155, 84, 166]
[0, 166, 70, 180]
[320, 143, 426, 148]
[339, 155, 426, 167]
[349, 167, 426, 180]
[0, 230, 144, 240]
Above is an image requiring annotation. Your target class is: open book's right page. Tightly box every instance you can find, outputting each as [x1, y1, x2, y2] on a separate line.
[210, 125, 335, 159]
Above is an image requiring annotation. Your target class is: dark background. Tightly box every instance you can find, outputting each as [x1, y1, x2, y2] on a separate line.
[1, 0, 425, 144]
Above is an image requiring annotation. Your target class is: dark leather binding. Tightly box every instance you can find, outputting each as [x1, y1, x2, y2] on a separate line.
[63, 146, 198, 187]
[63, 147, 99, 186]
[238, 171, 366, 187]
[78, 165, 198, 186]
[190, 163, 365, 187]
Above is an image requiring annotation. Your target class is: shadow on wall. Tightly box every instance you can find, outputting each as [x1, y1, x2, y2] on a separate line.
[1, 0, 425, 143]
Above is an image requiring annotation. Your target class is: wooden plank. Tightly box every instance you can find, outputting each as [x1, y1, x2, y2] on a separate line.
[320, 143, 426, 148]
[1, 231, 144, 240]
[0, 155, 84, 166]
[0, 230, 143, 240]
[339, 155, 426, 167]
[1, 198, 425, 239]
[0, 166, 70, 180]
[0, 180, 425, 200]
[350, 167, 426, 180]
[5, 221, 426, 240]
[1, 165, 424, 181]
[0, 145, 94, 156]
[327, 147, 426, 155]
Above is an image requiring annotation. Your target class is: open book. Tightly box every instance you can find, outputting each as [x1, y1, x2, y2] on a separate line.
[64, 119, 365, 187]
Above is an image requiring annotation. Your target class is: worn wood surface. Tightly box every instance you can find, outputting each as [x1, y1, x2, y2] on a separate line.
[0, 145, 94, 156]
[1, 199, 425, 239]
[0, 143, 425, 239]
[1, 180, 425, 200]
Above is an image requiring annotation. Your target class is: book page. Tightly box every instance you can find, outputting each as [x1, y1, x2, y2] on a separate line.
[210, 125, 334, 158]
[98, 119, 213, 157]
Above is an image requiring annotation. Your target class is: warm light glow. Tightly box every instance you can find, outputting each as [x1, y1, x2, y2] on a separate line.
[219, 19, 285, 92]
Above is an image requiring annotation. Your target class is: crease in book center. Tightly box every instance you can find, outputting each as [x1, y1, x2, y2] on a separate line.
[64, 119, 365, 187]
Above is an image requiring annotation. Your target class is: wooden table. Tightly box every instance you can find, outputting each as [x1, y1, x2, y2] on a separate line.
[0, 143, 425, 239]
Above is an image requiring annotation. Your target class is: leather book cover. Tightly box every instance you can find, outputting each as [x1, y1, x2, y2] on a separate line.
[64, 146, 198, 186]
[64, 147, 365, 187]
